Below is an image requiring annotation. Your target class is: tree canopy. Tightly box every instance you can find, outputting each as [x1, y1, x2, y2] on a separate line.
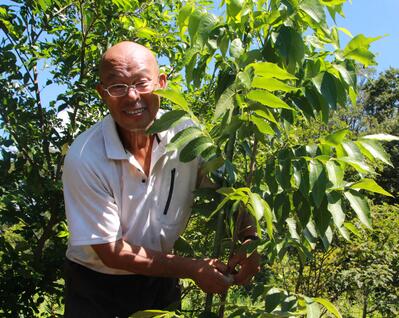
[0, 0, 398, 317]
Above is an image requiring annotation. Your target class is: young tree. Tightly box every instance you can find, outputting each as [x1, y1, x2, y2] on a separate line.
[149, 0, 398, 316]
[0, 0, 181, 315]
[1, 0, 397, 317]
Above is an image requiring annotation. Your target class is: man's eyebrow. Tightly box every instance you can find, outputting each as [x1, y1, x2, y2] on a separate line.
[103, 69, 154, 82]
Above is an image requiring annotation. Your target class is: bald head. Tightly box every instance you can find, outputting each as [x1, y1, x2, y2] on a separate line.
[99, 41, 159, 83]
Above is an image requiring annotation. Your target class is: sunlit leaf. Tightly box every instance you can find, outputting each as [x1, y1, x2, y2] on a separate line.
[313, 297, 343, 318]
[350, 178, 393, 197]
[356, 139, 392, 166]
[154, 88, 189, 112]
[166, 127, 203, 152]
[251, 115, 275, 135]
[180, 136, 213, 162]
[309, 159, 327, 207]
[361, 134, 399, 142]
[344, 190, 372, 229]
[325, 160, 344, 188]
[247, 90, 293, 109]
[246, 62, 297, 80]
[214, 84, 236, 120]
[251, 77, 299, 92]
[323, 128, 349, 146]
[147, 110, 188, 134]
[327, 191, 345, 229]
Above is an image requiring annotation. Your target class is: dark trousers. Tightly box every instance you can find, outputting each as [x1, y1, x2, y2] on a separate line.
[64, 259, 181, 318]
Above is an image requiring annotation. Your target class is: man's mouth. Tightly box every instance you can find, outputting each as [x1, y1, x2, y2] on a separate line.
[124, 107, 146, 115]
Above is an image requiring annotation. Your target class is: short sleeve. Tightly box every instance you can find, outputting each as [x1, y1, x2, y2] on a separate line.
[62, 153, 122, 246]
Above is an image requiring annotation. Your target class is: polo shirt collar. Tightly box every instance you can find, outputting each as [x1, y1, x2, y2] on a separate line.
[102, 111, 169, 161]
[102, 114, 127, 160]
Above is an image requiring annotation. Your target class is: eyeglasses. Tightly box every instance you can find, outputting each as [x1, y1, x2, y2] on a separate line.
[103, 80, 156, 97]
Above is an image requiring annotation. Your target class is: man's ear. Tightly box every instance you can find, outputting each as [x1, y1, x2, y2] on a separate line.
[158, 73, 167, 89]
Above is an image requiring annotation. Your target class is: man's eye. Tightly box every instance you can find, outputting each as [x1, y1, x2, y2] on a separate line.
[135, 81, 150, 88]
[108, 85, 126, 92]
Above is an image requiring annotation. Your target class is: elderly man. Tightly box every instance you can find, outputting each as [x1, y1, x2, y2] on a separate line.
[62, 41, 259, 318]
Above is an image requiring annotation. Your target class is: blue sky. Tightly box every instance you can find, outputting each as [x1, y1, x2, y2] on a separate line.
[3, 0, 397, 109]
[335, 0, 399, 73]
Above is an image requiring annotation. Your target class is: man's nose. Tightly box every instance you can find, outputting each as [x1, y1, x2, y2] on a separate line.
[126, 86, 140, 99]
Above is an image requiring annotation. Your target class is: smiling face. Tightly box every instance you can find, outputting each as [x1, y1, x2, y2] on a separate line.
[96, 42, 167, 133]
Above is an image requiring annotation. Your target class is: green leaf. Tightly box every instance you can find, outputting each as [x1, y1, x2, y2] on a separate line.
[350, 178, 393, 197]
[305, 297, 321, 318]
[247, 90, 293, 109]
[200, 156, 224, 174]
[344, 190, 372, 229]
[299, 0, 326, 24]
[276, 26, 305, 68]
[248, 192, 264, 221]
[251, 77, 299, 92]
[264, 290, 283, 313]
[166, 127, 203, 152]
[263, 199, 274, 240]
[356, 139, 392, 166]
[361, 134, 399, 142]
[227, 0, 244, 17]
[335, 157, 373, 174]
[275, 159, 291, 190]
[323, 128, 349, 146]
[177, 3, 193, 31]
[343, 34, 382, 67]
[327, 191, 345, 229]
[188, 9, 204, 41]
[147, 110, 188, 134]
[309, 159, 327, 208]
[342, 141, 363, 160]
[333, 64, 355, 87]
[265, 159, 279, 194]
[313, 297, 343, 318]
[154, 89, 189, 112]
[293, 191, 311, 227]
[246, 62, 297, 80]
[286, 217, 300, 241]
[344, 34, 382, 55]
[130, 310, 172, 318]
[179, 136, 213, 162]
[312, 72, 337, 109]
[251, 115, 274, 135]
[344, 222, 361, 238]
[325, 160, 344, 188]
[230, 38, 244, 58]
[197, 13, 220, 47]
[250, 105, 278, 124]
[214, 84, 236, 120]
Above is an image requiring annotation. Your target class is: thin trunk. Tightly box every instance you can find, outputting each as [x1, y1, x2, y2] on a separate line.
[218, 138, 258, 318]
[205, 131, 236, 313]
[362, 292, 368, 318]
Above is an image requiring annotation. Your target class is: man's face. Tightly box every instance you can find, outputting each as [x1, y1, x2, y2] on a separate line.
[97, 44, 167, 133]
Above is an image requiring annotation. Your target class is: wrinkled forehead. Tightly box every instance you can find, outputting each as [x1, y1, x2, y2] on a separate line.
[99, 49, 159, 83]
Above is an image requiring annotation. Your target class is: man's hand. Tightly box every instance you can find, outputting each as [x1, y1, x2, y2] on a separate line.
[228, 241, 261, 285]
[191, 258, 233, 294]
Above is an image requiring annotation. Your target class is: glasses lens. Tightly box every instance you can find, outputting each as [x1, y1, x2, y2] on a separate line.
[135, 81, 154, 94]
[107, 84, 127, 97]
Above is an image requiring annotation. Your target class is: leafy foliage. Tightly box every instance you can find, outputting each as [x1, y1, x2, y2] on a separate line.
[0, 0, 397, 317]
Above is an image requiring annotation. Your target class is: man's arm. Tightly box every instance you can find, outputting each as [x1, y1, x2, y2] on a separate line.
[91, 240, 232, 294]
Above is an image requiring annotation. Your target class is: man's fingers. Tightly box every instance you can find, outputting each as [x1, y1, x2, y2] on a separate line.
[210, 258, 228, 273]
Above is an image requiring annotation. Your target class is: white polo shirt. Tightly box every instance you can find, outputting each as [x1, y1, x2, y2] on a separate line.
[62, 111, 200, 274]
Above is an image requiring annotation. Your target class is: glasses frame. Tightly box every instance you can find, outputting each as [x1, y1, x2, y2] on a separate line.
[102, 80, 157, 97]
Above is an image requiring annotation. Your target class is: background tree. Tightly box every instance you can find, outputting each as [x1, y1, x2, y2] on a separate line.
[1, 0, 398, 317]
[0, 0, 182, 315]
